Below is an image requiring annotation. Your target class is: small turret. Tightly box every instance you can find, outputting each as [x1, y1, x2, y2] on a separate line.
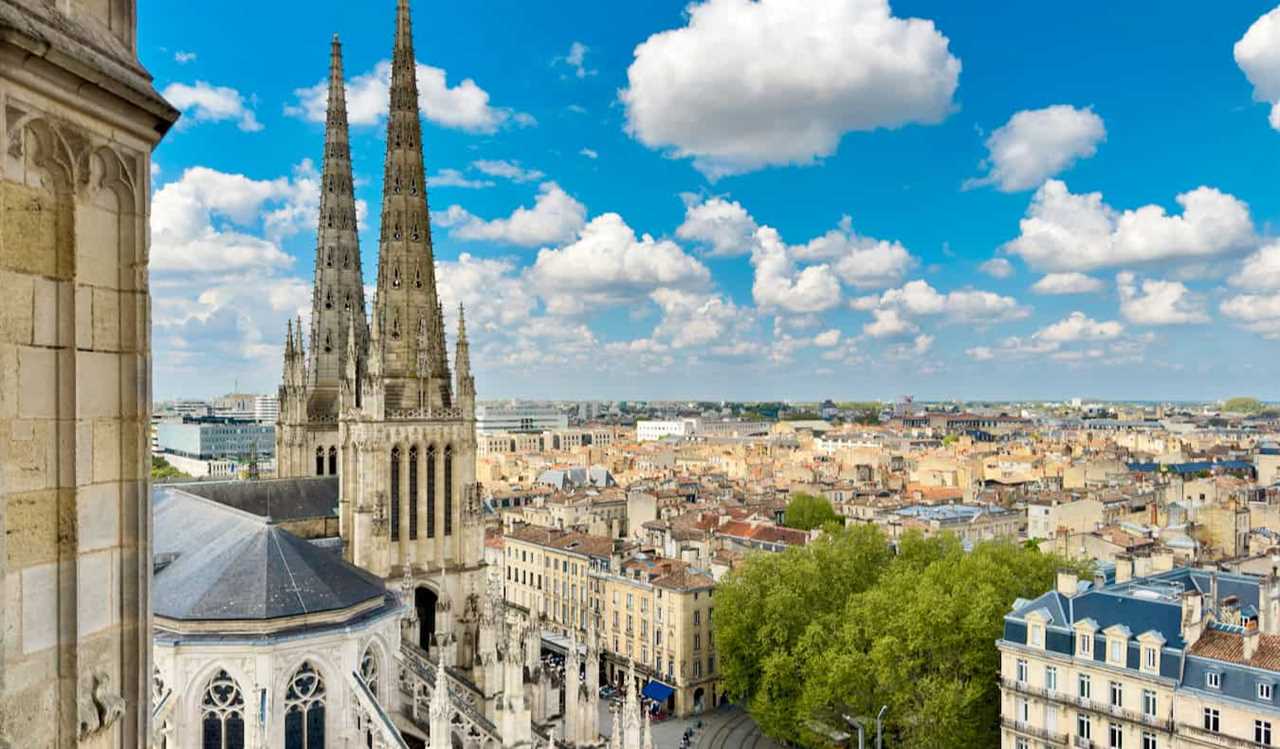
[455, 303, 475, 405]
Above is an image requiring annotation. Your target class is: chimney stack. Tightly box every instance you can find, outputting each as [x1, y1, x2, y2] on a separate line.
[1057, 569, 1079, 597]
[1115, 554, 1132, 584]
[1244, 625, 1261, 661]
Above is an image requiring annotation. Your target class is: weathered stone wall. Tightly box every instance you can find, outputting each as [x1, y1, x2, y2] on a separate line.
[0, 1, 176, 746]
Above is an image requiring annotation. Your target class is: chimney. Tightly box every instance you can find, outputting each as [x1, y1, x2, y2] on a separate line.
[1182, 590, 1205, 646]
[1057, 569, 1079, 597]
[1115, 554, 1132, 584]
[1134, 554, 1151, 579]
[1244, 625, 1261, 661]
[1149, 501, 1158, 526]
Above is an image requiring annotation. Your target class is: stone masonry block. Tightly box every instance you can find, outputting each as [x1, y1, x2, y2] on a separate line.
[2, 419, 50, 494]
[5, 489, 58, 569]
[0, 269, 34, 346]
[77, 350, 119, 418]
[0, 181, 58, 278]
[17, 346, 56, 419]
[91, 287, 119, 351]
[91, 419, 121, 483]
[73, 203, 120, 291]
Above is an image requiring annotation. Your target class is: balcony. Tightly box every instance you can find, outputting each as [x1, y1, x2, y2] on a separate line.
[999, 678, 1172, 733]
[1177, 723, 1270, 749]
[1001, 717, 1067, 746]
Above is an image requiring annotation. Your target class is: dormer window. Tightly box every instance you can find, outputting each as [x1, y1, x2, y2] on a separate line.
[1109, 639, 1123, 665]
[1030, 624, 1043, 647]
[1261, 683, 1274, 701]
[1078, 633, 1093, 657]
[1144, 647, 1157, 670]
[1207, 672, 1221, 690]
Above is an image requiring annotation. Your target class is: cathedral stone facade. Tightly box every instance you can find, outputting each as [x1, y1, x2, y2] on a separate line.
[0, 1, 178, 746]
[275, 0, 487, 681]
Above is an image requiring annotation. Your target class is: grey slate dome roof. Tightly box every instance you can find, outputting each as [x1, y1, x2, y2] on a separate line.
[153, 485, 385, 622]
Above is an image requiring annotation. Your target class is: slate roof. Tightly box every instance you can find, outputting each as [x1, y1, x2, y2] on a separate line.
[153, 485, 384, 622]
[176, 476, 339, 521]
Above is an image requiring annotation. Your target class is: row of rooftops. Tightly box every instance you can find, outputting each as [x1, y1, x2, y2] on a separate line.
[1004, 564, 1280, 709]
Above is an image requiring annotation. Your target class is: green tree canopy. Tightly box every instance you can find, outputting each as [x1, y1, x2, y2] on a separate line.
[783, 493, 841, 531]
[713, 528, 1089, 747]
[151, 455, 190, 481]
[1223, 396, 1265, 414]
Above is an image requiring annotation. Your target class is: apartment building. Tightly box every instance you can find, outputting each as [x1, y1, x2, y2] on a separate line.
[594, 554, 720, 717]
[998, 562, 1280, 749]
[502, 525, 615, 634]
[502, 526, 721, 717]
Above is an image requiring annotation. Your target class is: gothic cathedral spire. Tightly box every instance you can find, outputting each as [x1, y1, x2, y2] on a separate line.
[308, 33, 366, 402]
[373, 0, 452, 411]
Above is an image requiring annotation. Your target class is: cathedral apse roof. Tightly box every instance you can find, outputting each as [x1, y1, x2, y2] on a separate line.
[153, 485, 385, 624]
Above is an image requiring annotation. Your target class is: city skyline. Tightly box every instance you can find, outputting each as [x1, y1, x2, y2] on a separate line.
[147, 0, 1280, 402]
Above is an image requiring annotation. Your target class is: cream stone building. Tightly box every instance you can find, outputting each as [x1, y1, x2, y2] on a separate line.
[594, 554, 719, 718]
[0, 1, 178, 746]
[999, 564, 1280, 749]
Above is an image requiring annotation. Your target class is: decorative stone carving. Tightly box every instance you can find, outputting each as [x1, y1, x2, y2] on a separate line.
[77, 671, 125, 739]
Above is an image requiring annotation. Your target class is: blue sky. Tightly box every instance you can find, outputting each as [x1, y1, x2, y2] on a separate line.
[144, 0, 1280, 402]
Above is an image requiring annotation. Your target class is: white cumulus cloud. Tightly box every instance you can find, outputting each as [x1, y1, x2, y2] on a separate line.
[286, 60, 531, 133]
[1004, 180, 1255, 272]
[978, 257, 1014, 279]
[676, 197, 760, 257]
[1116, 272, 1209, 325]
[967, 105, 1105, 192]
[440, 182, 587, 247]
[1229, 242, 1280, 290]
[163, 80, 263, 132]
[620, 0, 960, 177]
[528, 213, 711, 315]
[1220, 293, 1280, 338]
[1034, 311, 1123, 343]
[1031, 272, 1104, 295]
[1235, 7, 1280, 130]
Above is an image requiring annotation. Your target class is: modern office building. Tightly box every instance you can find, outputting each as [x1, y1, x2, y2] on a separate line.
[476, 402, 569, 433]
[156, 417, 276, 460]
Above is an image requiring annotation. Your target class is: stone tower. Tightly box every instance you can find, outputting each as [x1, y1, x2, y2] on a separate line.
[267, 0, 487, 672]
[276, 32, 366, 480]
[0, 1, 179, 746]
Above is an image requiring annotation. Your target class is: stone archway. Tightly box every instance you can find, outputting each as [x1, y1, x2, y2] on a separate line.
[415, 586, 438, 653]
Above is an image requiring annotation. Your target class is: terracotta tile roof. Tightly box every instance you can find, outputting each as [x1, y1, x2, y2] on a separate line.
[1188, 628, 1280, 672]
[652, 566, 715, 591]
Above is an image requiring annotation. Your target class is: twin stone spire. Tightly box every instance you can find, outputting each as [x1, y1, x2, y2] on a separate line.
[287, 0, 472, 417]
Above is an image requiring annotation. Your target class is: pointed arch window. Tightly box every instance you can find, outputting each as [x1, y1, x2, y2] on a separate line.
[343, 249, 351, 269]
[324, 330, 333, 353]
[410, 218, 420, 242]
[360, 646, 380, 698]
[344, 294, 352, 313]
[315, 448, 325, 476]
[283, 662, 326, 749]
[408, 445, 419, 540]
[391, 312, 401, 340]
[409, 177, 418, 196]
[324, 289, 333, 310]
[392, 263, 401, 288]
[444, 444, 454, 537]
[426, 445, 437, 539]
[326, 248, 333, 268]
[201, 669, 245, 749]
[328, 447, 337, 477]
[390, 447, 401, 542]
[414, 263, 422, 288]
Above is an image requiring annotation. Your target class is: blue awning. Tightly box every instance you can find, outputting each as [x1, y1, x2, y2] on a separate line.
[642, 680, 675, 702]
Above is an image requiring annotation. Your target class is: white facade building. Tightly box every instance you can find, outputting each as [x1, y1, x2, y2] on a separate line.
[475, 402, 568, 433]
[636, 419, 699, 442]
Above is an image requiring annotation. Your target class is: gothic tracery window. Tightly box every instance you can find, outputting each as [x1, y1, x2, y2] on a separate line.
[392, 263, 401, 288]
[444, 444, 454, 537]
[426, 444, 437, 539]
[328, 446, 337, 477]
[325, 289, 333, 309]
[390, 447, 401, 542]
[360, 646, 380, 698]
[201, 669, 246, 749]
[284, 662, 326, 749]
[316, 448, 325, 476]
[413, 263, 422, 288]
[409, 446, 419, 540]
